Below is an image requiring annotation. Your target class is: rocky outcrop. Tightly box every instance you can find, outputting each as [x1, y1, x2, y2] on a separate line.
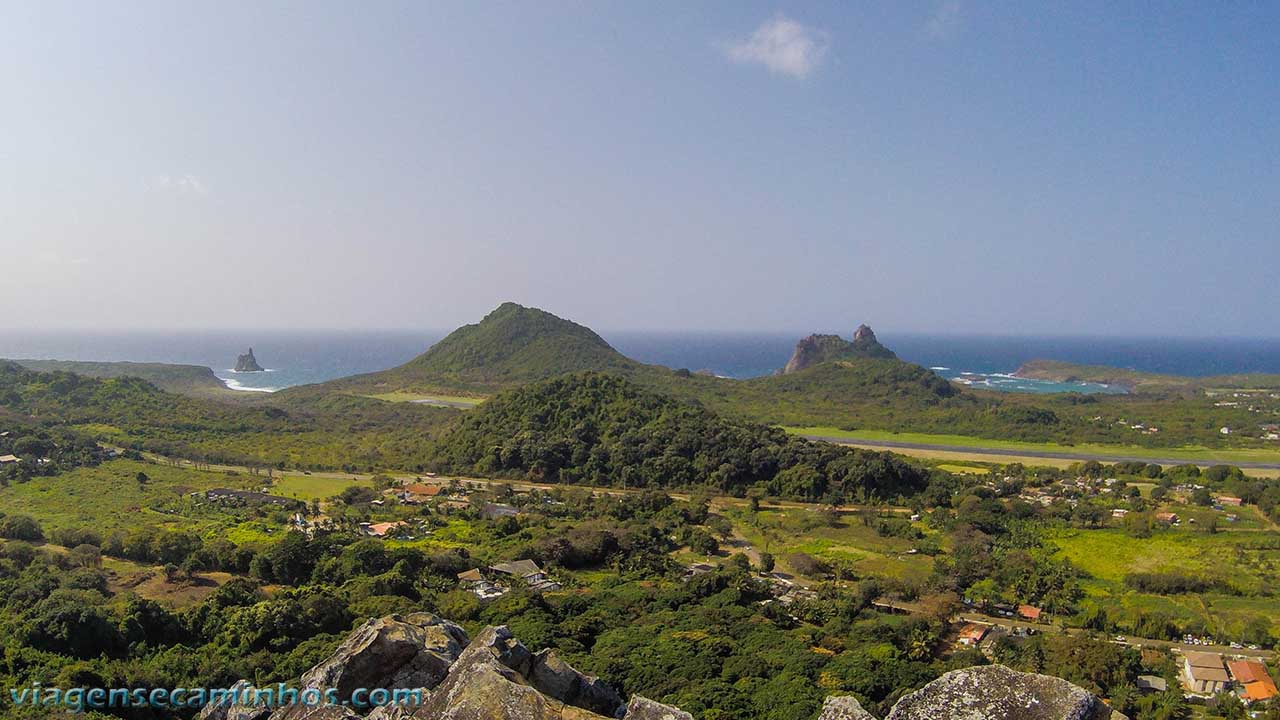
[621, 696, 693, 720]
[202, 617, 1119, 720]
[884, 665, 1123, 720]
[235, 348, 265, 372]
[202, 617, 687, 720]
[781, 324, 897, 374]
[816, 695, 876, 720]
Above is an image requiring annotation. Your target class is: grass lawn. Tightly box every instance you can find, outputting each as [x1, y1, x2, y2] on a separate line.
[786, 426, 1280, 466]
[936, 463, 990, 475]
[271, 473, 370, 501]
[0, 459, 262, 537]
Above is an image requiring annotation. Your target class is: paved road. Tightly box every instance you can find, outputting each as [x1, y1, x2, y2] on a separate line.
[803, 435, 1280, 470]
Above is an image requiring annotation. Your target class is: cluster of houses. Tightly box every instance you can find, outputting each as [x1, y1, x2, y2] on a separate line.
[456, 559, 561, 600]
[201, 487, 301, 509]
[1181, 651, 1278, 705]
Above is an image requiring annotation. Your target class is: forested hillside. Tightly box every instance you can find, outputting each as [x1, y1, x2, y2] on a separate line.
[428, 372, 929, 502]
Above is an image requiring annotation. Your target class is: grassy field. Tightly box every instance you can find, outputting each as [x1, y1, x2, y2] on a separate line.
[788, 426, 1280, 466]
[0, 459, 263, 536]
[271, 473, 370, 501]
[726, 507, 936, 584]
[935, 463, 990, 475]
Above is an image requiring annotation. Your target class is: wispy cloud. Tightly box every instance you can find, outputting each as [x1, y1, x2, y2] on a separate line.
[724, 15, 829, 79]
[925, 0, 963, 40]
[153, 174, 208, 195]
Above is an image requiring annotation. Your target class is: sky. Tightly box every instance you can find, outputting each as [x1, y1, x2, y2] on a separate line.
[2, 1, 1277, 336]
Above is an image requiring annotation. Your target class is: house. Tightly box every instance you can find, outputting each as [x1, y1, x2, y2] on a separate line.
[957, 623, 989, 647]
[1112, 508, 1129, 519]
[480, 503, 520, 520]
[1216, 496, 1243, 507]
[1155, 512, 1180, 524]
[362, 521, 408, 538]
[457, 568, 506, 600]
[1227, 660, 1278, 704]
[1182, 652, 1231, 695]
[0, 455, 20, 464]
[1018, 605, 1043, 622]
[1136, 675, 1168, 693]
[683, 562, 716, 581]
[487, 559, 561, 592]
[401, 483, 443, 503]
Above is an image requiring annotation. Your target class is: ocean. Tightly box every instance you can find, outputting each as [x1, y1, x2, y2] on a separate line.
[1, 330, 1278, 395]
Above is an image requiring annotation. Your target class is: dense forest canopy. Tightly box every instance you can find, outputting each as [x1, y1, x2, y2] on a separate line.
[428, 372, 930, 502]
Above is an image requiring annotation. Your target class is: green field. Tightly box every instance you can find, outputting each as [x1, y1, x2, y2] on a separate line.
[0, 459, 262, 536]
[787, 426, 1280, 465]
[271, 473, 370, 501]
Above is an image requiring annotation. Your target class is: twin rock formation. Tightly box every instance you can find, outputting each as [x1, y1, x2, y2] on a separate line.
[782, 325, 897, 374]
[200, 614, 1124, 720]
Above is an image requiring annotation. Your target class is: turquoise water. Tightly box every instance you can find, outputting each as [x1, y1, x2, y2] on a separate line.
[2, 330, 1277, 395]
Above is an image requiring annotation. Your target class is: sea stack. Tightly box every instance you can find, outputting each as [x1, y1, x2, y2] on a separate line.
[782, 323, 897, 374]
[234, 348, 264, 373]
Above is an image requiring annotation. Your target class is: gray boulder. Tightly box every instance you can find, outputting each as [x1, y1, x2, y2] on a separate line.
[816, 696, 876, 720]
[885, 665, 1120, 720]
[622, 696, 693, 720]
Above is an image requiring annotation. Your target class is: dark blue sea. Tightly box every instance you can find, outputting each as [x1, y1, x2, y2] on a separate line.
[1, 330, 1277, 395]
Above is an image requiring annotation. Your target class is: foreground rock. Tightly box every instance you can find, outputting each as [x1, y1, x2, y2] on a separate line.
[816, 696, 876, 720]
[884, 665, 1123, 720]
[203, 615, 1121, 720]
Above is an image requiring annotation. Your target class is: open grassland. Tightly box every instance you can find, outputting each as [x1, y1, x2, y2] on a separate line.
[0, 459, 262, 536]
[1050, 526, 1280, 591]
[271, 473, 370, 501]
[725, 507, 937, 584]
[789, 426, 1280, 467]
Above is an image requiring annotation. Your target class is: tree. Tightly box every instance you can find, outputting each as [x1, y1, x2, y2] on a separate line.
[0, 514, 44, 541]
[758, 552, 775, 573]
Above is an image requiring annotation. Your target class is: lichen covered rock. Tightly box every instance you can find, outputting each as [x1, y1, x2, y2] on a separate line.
[885, 665, 1118, 720]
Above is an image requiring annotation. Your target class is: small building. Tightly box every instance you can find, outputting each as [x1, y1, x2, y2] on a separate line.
[487, 559, 561, 592]
[1227, 660, 1278, 704]
[480, 503, 520, 520]
[457, 568, 506, 600]
[1183, 651, 1230, 695]
[1155, 512, 1180, 524]
[0, 454, 20, 464]
[957, 623, 989, 647]
[1136, 675, 1167, 693]
[1216, 496, 1243, 507]
[683, 562, 716, 581]
[1112, 508, 1129, 518]
[1018, 605, 1043, 622]
[401, 483, 443, 503]
[362, 521, 409, 538]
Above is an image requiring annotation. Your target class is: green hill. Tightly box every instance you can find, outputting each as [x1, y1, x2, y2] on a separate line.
[428, 371, 928, 501]
[326, 302, 646, 395]
[11, 359, 235, 398]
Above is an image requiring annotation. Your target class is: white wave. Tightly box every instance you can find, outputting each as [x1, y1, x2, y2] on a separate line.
[930, 366, 951, 371]
[222, 377, 280, 393]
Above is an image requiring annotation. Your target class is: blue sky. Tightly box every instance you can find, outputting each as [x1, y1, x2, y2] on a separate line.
[2, 2, 1277, 335]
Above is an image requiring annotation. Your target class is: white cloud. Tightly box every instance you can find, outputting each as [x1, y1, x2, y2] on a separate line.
[925, 0, 963, 40]
[724, 15, 828, 79]
[154, 173, 208, 195]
